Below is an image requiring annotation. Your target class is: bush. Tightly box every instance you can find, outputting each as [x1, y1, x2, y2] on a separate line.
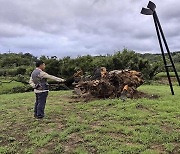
[11, 85, 33, 93]
[16, 67, 26, 75]
[6, 69, 17, 76]
[0, 69, 6, 76]
[1, 67, 28, 77]
[26, 67, 34, 76]
[15, 75, 29, 84]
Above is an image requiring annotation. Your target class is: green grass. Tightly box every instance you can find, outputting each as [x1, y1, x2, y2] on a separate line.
[0, 77, 24, 94]
[0, 85, 180, 153]
[156, 72, 180, 78]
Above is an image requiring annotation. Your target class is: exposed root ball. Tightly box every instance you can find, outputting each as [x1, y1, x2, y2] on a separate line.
[73, 68, 144, 99]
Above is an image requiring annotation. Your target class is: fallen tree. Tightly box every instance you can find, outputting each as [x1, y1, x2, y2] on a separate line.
[73, 67, 144, 100]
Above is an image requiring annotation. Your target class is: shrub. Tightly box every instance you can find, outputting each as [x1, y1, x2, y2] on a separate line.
[16, 67, 26, 75]
[11, 85, 33, 93]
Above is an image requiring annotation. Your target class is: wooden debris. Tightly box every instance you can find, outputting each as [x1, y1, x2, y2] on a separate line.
[73, 67, 144, 99]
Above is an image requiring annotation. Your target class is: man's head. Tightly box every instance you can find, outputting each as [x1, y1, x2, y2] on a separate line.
[36, 60, 45, 70]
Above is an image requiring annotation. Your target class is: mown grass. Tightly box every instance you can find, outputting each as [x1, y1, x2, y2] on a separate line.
[156, 72, 180, 78]
[0, 85, 180, 153]
[0, 77, 24, 94]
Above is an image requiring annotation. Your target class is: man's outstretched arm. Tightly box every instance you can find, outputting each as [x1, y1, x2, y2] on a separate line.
[40, 71, 65, 82]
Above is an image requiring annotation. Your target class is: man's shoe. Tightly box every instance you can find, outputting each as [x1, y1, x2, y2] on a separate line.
[36, 116, 44, 119]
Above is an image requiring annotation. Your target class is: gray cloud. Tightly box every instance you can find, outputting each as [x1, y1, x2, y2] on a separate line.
[0, 0, 180, 57]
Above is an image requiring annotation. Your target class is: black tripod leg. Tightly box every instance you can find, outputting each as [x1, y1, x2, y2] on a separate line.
[154, 12, 180, 86]
[153, 13, 174, 95]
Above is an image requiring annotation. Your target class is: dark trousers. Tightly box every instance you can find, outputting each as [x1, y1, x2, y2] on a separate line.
[34, 91, 48, 118]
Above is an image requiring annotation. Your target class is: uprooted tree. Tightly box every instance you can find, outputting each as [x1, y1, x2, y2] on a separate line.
[73, 67, 144, 100]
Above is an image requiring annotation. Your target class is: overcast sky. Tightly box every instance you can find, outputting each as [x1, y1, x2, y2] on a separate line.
[0, 0, 179, 57]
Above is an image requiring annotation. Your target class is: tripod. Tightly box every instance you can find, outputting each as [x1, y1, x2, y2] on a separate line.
[141, 1, 180, 95]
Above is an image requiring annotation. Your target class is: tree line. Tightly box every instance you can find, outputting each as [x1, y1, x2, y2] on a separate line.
[0, 49, 180, 80]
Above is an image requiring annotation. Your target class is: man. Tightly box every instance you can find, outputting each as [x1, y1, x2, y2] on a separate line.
[29, 60, 65, 119]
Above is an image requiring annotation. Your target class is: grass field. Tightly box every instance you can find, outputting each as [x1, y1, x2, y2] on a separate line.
[156, 72, 180, 78]
[0, 81, 24, 95]
[0, 85, 180, 154]
[0, 77, 24, 95]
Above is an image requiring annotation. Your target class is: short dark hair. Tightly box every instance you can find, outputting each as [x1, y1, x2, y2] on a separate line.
[36, 60, 44, 67]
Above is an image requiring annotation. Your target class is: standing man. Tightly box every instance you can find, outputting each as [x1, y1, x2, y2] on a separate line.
[29, 60, 65, 119]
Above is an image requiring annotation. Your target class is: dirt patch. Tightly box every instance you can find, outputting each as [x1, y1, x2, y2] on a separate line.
[172, 145, 180, 154]
[63, 133, 84, 153]
[132, 91, 159, 99]
[35, 148, 50, 154]
[57, 123, 64, 130]
[160, 122, 175, 133]
[151, 144, 165, 153]
[108, 132, 130, 140]
[90, 121, 103, 129]
[61, 132, 97, 154]
[63, 91, 159, 103]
